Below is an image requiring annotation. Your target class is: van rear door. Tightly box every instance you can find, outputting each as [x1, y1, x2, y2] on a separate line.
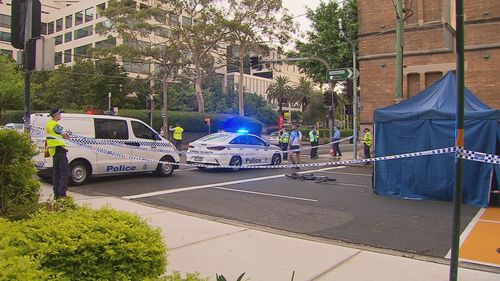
[93, 118, 133, 174]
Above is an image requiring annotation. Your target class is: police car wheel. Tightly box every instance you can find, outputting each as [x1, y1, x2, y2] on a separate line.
[229, 156, 242, 171]
[271, 154, 281, 165]
[69, 160, 90, 186]
[154, 156, 174, 177]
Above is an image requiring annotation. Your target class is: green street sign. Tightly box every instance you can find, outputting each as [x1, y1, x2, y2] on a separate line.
[327, 68, 353, 81]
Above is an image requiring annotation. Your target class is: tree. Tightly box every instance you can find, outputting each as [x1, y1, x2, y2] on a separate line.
[289, 0, 358, 84]
[225, 0, 295, 116]
[0, 56, 24, 120]
[302, 91, 326, 125]
[292, 77, 315, 109]
[266, 76, 293, 115]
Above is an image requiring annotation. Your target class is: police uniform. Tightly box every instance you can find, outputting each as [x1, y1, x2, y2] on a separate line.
[363, 128, 372, 163]
[46, 108, 69, 198]
[173, 125, 184, 150]
[309, 129, 319, 159]
[278, 130, 289, 160]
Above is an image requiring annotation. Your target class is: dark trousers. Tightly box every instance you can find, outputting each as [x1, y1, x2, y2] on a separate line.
[333, 139, 342, 156]
[174, 139, 182, 150]
[310, 141, 318, 158]
[280, 143, 288, 160]
[53, 147, 69, 198]
[364, 144, 371, 159]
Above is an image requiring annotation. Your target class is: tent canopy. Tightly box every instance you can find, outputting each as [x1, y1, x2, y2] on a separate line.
[374, 72, 500, 207]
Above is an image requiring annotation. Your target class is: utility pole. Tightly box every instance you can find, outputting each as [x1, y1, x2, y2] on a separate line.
[395, 0, 404, 101]
[339, 18, 358, 160]
[450, 1, 464, 280]
[23, 0, 33, 129]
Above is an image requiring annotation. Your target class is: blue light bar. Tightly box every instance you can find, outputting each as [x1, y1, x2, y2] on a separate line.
[237, 129, 249, 134]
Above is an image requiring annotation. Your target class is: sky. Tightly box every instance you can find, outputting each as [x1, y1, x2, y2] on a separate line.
[282, 0, 323, 39]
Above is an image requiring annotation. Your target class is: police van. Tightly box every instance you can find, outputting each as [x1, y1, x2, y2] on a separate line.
[31, 113, 180, 185]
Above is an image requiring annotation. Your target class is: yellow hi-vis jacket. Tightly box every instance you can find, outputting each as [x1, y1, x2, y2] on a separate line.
[363, 131, 372, 147]
[46, 119, 66, 157]
[173, 126, 184, 140]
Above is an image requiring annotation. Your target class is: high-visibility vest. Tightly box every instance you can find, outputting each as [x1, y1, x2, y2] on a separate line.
[280, 132, 289, 143]
[363, 131, 372, 146]
[173, 126, 184, 140]
[46, 119, 66, 157]
[309, 130, 318, 142]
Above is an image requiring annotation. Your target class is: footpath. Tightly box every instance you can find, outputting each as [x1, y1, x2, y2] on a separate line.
[39, 181, 499, 281]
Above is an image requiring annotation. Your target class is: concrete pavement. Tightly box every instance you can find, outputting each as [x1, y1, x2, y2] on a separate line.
[39, 183, 499, 281]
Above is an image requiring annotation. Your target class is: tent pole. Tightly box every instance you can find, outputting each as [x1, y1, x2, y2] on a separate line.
[449, 0, 465, 280]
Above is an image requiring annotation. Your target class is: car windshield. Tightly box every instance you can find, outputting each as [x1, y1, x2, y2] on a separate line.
[14, 124, 24, 129]
[197, 133, 233, 143]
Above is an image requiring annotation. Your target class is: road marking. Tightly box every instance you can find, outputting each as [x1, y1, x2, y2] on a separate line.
[445, 208, 485, 258]
[319, 171, 372, 177]
[334, 182, 369, 188]
[122, 166, 346, 199]
[213, 186, 318, 202]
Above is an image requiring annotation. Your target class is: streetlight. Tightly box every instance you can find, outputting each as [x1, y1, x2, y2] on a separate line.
[338, 18, 359, 160]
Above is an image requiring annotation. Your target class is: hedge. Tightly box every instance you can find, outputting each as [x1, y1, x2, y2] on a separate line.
[0, 206, 167, 281]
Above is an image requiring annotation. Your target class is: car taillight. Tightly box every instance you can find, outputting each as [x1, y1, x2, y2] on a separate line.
[44, 140, 50, 157]
[207, 145, 226, 151]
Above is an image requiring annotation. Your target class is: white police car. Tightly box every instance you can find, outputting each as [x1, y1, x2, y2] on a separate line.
[186, 131, 282, 170]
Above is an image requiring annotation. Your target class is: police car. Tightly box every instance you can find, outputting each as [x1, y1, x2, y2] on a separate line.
[186, 131, 283, 170]
[31, 113, 180, 185]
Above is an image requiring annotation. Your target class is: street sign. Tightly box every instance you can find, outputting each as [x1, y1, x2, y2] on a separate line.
[327, 68, 353, 81]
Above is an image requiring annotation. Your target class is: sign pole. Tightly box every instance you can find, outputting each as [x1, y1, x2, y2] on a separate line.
[23, 0, 33, 129]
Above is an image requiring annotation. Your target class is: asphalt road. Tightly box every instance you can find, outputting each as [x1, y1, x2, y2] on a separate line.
[65, 153, 480, 258]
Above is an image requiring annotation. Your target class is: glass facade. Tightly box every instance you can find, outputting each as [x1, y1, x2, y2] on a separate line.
[56, 18, 63, 32]
[65, 15, 73, 28]
[64, 32, 72, 42]
[75, 11, 83, 25]
[0, 14, 11, 28]
[75, 26, 93, 39]
[85, 7, 94, 22]
[54, 35, 63, 45]
[64, 49, 72, 63]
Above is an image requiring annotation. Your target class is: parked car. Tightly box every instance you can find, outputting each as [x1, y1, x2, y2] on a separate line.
[4, 123, 25, 133]
[186, 132, 282, 170]
[263, 131, 280, 146]
[31, 113, 180, 185]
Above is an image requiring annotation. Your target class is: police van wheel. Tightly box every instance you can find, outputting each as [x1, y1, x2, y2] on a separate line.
[271, 154, 281, 165]
[69, 160, 90, 186]
[154, 156, 174, 177]
[229, 156, 242, 171]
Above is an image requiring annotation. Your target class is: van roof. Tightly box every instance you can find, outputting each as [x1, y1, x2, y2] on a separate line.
[31, 113, 141, 123]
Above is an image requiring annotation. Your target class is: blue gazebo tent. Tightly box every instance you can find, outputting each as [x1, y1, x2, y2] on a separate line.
[374, 71, 500, 207]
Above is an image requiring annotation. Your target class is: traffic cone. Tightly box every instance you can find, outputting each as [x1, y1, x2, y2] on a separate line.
[330, 147, 334, 156]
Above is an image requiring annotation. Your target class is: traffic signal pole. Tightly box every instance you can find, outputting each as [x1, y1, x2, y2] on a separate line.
[395, 0, 404, 101]
[23, 0, 33, 129]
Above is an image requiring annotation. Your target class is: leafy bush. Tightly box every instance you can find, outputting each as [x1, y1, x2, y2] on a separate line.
[0, 206, 167, 281]
[0, 110, 24, 124]
[0, 130, 40, 220]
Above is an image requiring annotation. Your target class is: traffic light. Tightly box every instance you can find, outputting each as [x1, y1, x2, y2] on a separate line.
[11, 0, 41, 49]
[346, 78, 353, 96]
[249, 55, 261, 70]
[345, 104, 352, 115]
[323, 90, 338, 106]
[145, 97, 152, 110]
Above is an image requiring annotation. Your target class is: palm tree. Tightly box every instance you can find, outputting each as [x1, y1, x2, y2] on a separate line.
[266, 76, 293, 115]
[293, 77, 314, 109]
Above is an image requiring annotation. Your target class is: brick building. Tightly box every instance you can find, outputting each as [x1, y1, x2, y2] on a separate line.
[358, 0, 500, 127]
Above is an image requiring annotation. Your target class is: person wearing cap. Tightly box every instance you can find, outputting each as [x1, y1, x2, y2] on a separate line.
[332, 126, 342, 158]
[46, 109, 70, 198]
[362, 128, 372, 164]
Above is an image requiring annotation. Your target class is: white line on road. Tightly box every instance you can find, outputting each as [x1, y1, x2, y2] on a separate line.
[212, 187, 318, 202]
[318, 171, 372, 177]
[445, 208, 485, 259]
[122, 166, 346, 200]
[334, 183, 369, 188]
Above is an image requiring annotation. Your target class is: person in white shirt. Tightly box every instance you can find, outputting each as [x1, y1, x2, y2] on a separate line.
[287, 123, 302, 169]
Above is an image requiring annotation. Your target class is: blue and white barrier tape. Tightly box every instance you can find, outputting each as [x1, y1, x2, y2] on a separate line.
[457, 149, 500, 164]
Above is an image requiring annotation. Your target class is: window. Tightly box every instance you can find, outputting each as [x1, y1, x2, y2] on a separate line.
[56, 18, 63, 32]
[94, 119, 129, 139]
[75, 11, 83, 25]
[41, 22, 47, 35]
[74, 44, 92, 57]
[55, 52, 62, 65]
[248, 136, 266, 146]
[230, 136, 249, 145]
[0, 14, 10, 28]
[0, 49, 13, 58]
[182, 16, 191, 26]
[85, 7, 94, 22]
[65, 15, 72, 28]
[169, 14, 179, 26]
[75, 26, 93, 39]
[425, 72, 442, 88]
[96, 3, 106, 18]
[407, 73, 420, 98]
[64, 32, 72, 42]
[48, 22, 54, 34]
[123, 62, 150, 74]
[64, 49, 72, 63]
[95, 37, 116, 49]
[155, 27, 171, 38]
[131, 121, 157, 140]
[0, 31, 10, 42]
[54, 35, 63, 45]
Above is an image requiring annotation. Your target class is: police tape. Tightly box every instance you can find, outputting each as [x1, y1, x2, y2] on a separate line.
[30, 125, 352, 157]
[457, 149, 500, 164]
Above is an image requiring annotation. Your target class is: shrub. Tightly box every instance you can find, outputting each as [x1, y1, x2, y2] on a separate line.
[0, 206, 167, 281]
[0, 130, 40, 220]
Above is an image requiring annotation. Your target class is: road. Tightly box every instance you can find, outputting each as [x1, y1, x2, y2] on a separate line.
[64, 149, 480, 259]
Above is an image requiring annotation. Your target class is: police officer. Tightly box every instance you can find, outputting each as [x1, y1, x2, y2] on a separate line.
[309, 126, 319, 159]
[332, 126, 342, 158]
[46, 108, 70, 199]
[170, 123, 184, 151]
[362, 128, 372, 164]
[278, 129, 289, 160]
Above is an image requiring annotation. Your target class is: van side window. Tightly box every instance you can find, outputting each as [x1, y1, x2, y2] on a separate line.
[131, 121, 156, 140]
[95, 119, 129, 139]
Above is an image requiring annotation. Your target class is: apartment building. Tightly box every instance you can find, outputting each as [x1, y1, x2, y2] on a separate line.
[358, 0, 500, 126]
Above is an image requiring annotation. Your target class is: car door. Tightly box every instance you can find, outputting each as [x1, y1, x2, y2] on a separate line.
[94, 118, 132, 174]
[247, 135, 270, 164]
[129, 120, 161, 172]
